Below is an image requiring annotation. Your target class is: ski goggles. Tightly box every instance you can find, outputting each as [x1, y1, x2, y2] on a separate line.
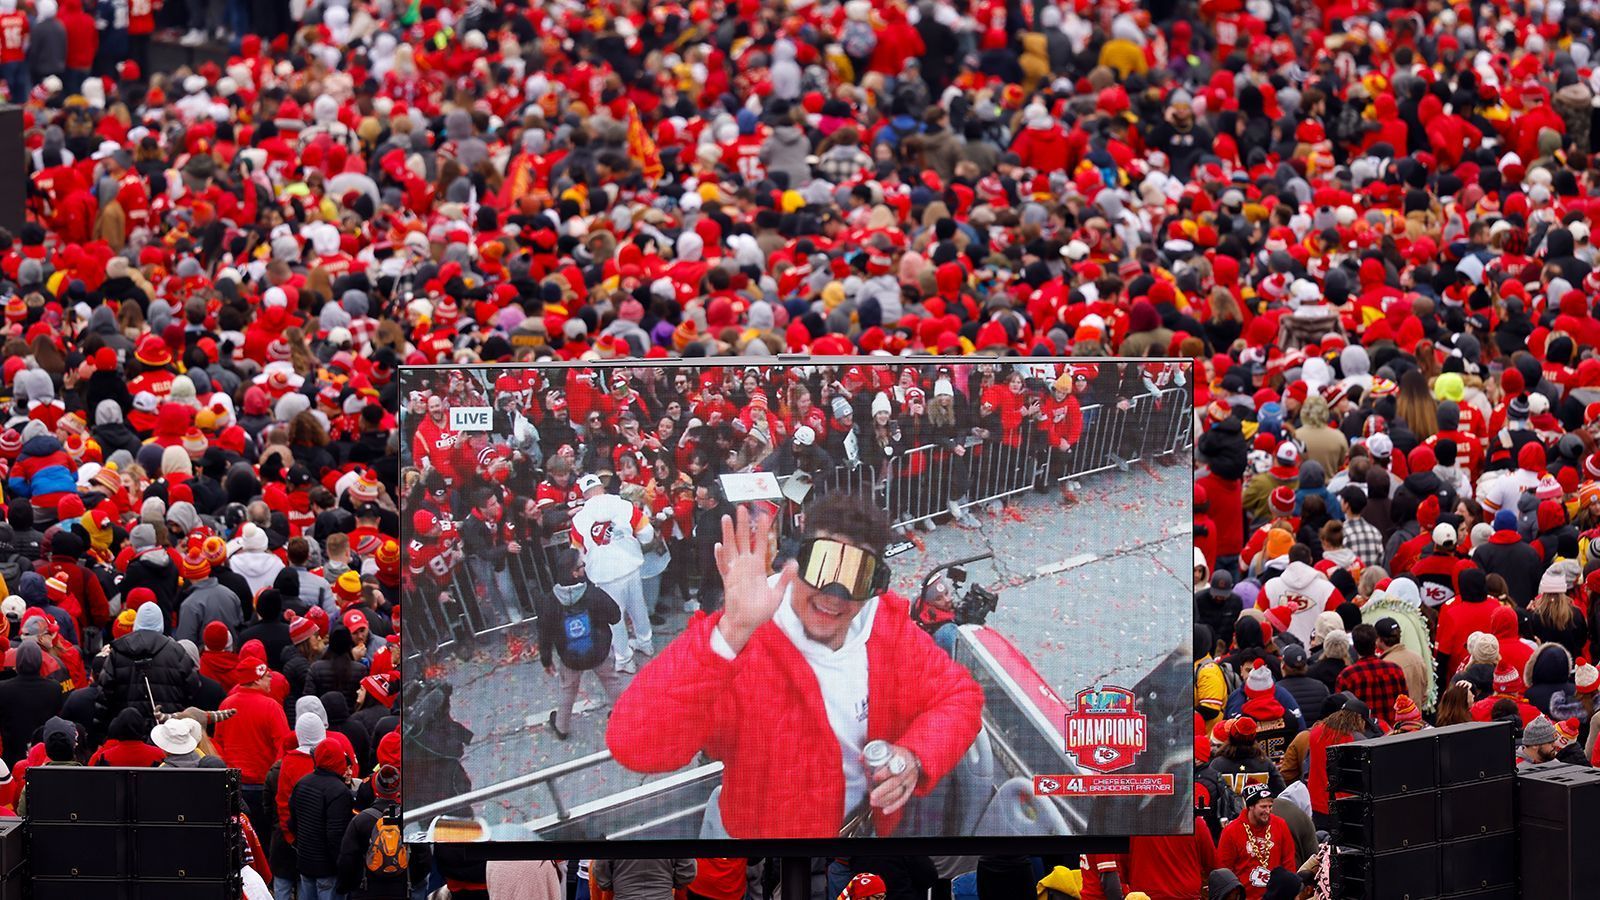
[796, 538, 891, 602]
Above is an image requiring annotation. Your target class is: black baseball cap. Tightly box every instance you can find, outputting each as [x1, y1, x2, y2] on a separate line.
[1282, 644, 1308, 667]
[356, 501, 382, 518]
[1375, 618, 1402, 643]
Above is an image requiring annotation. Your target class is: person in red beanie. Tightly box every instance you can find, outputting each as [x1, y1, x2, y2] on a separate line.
[215, 658, 292, 842]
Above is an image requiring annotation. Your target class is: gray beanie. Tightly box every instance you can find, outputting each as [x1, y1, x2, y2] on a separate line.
[1522, 715, 1558, 747]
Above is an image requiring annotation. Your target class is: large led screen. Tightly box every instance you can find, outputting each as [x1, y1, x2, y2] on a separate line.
[399, 358, 1193, 846]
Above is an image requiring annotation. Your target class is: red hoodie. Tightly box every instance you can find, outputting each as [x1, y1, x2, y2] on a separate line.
[88, 739, 166, 768]
[1012, 124, 1071, 173]
[215, 684, 291, 784]
[200, 650, 241, 689]
[60, 0, 97, 70]
[1491, 605, 1533, 695]
[276, 746, 316, 839]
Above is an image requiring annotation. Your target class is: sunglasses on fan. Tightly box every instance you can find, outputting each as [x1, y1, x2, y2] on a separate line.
[795, 538, 891, 602]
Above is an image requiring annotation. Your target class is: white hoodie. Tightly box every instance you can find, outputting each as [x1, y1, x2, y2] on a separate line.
[1263, 561, 1339, 645]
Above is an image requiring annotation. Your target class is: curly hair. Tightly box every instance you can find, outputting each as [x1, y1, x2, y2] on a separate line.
[803, 491, 895, 556]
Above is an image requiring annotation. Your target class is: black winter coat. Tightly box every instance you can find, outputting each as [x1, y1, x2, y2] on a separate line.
[94, 631, 200, 733]
[309, 657, 365, 711]
[0, 673, 64, 765]
[288, 768, 355, 877]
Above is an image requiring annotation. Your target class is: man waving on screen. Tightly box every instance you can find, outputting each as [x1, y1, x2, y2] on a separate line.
[607, 493, 984, 839]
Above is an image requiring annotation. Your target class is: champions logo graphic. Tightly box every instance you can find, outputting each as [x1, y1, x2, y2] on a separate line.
[590, 522, 616, 546]
[1063, 686, 1147, 774]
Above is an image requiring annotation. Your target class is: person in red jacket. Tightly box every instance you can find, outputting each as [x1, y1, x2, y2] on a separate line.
[86, 708, 166, 767]
[57, 0, 94, 92]
[275, 710, 324, 883]
[1125, 815, 1216, 900]
[215, 657, 292, 839]
[1010, 109, 1070, 173]
[1215, 784, 1296, 900]
[607, 496, 984, 839]
[36, 542, 110, 638]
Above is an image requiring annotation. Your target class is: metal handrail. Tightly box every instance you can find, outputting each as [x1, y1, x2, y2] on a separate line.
[402, 749, 614, 825]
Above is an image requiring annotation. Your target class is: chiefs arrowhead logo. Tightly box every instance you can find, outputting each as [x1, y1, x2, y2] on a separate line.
[1093, 746, 1119, 766]
[1036, 777, 1060, 793]
[590, 522, 614, 546]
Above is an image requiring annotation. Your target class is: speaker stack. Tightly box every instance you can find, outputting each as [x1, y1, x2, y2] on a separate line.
[1517, 762, 1600, 897]
[1327, 720, 1516, 900]
[26, 766, 244, 900]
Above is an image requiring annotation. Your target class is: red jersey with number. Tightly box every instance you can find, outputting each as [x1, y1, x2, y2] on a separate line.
[128, 0, 156, 34]
[1079, 853, 1129, 900]
[0, 13, 27, 64]
[407, 526, 463, 586]
[721, 134, 766, 184]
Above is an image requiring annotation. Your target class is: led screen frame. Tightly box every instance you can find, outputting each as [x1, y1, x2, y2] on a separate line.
[398, 357, 1194, 857]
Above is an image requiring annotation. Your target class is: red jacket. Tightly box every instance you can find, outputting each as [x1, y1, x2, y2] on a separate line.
[1011, 125, 1071, 173]
[215, 684, 291, 783]
[60, 0, 97, 69]
[276, 748, 315, 840]
[1197, 472, 1244, 558]
[88, 739, 166, 768]
[34, 556, 110, 629]
[606, 594, 983, 838]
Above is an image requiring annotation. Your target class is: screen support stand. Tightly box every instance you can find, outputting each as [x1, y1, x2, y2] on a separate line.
[780, 857, 811, 900]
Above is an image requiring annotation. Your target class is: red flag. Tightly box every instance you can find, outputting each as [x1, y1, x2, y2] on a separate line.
[626, 102, 663, 184]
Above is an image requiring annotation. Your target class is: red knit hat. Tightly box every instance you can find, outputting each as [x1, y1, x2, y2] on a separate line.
[306, 606, 331, 637]
[178, 548, 211, 582]
[202, 620, 231, 652]
[360, 672, 396, 708]
[1268, 485, 1296, 515]
[1393, 695, 1422, 729]
[285, 611, 318, 645]
[233, 658, 269, 684]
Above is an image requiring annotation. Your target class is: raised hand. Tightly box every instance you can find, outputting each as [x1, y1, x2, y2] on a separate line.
[713, 505, 797, 655]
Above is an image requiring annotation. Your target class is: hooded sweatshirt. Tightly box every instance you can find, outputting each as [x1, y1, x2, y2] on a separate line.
[1262, 563, 1342, 645]
[26, 0, 64, 82]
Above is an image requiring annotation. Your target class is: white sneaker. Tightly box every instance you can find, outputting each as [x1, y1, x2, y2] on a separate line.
[179, 28, 206, 45]
[630, 639, 654, 656]
[947, 500, 963, 519]
[683, 600, 700, 613]
[614, 656, 637, 674]
[918, 518, 937, 533]
[1067, 480, 1083, 491]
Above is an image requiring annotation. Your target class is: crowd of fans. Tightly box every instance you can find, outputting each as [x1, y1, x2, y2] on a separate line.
[3, 0, 1600, 891]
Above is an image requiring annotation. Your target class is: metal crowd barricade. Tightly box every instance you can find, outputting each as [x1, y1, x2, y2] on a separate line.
[883, 386, 1192, 528]
[405, 539, 561, 658]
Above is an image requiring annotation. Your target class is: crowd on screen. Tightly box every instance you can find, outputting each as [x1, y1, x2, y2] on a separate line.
[5, 0, 1600, 889]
